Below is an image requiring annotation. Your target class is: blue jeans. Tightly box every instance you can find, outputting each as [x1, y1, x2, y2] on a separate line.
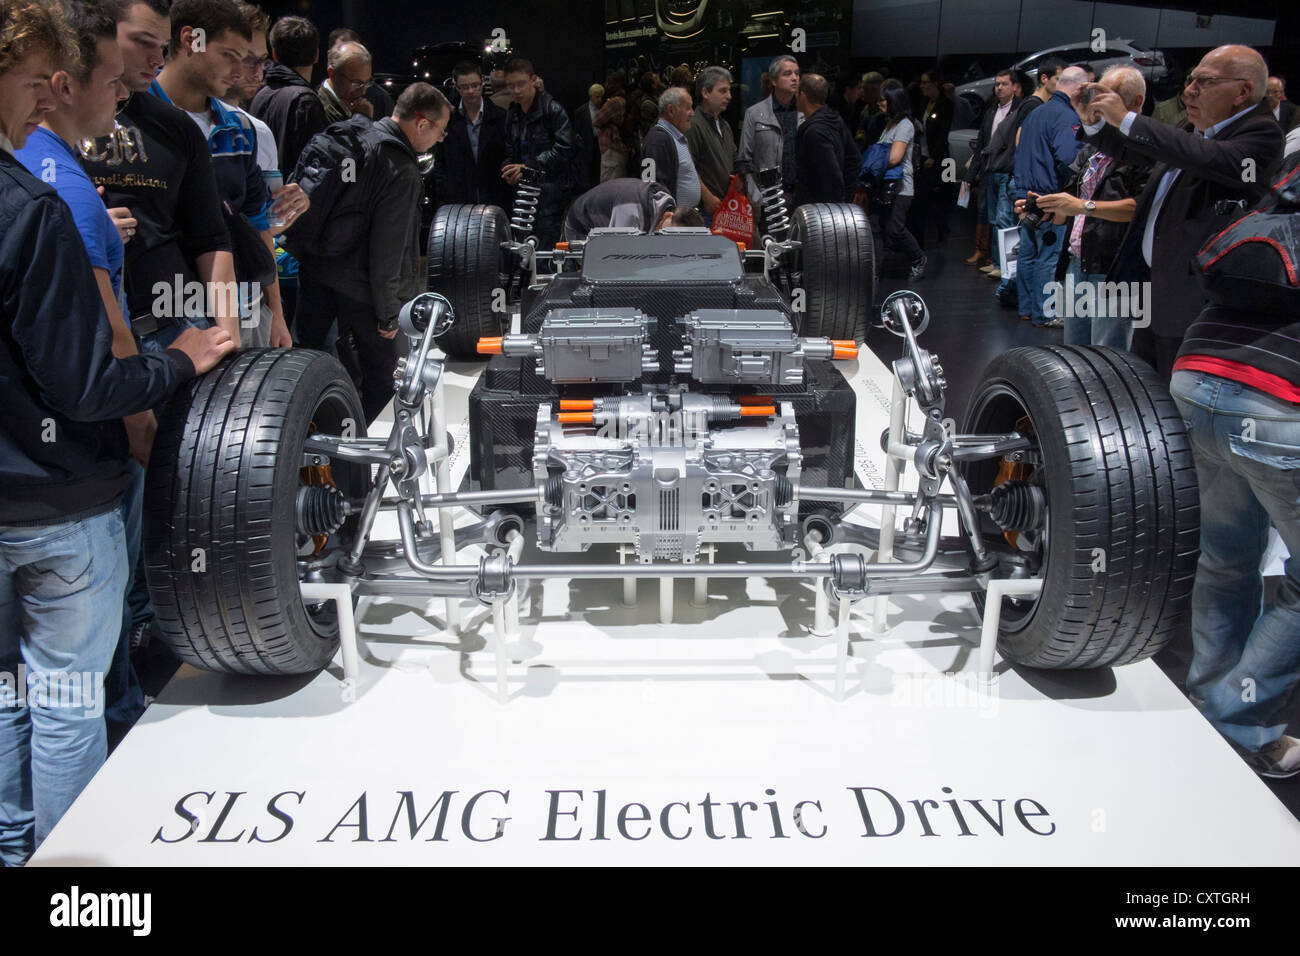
[1016, 219, 1067, 324]
[987, 172, 1015, 231]
[1170, 370, 1300, 753]
[1062, 257, 1133, 349]
[991, 174, 1017, 298]
[136, 312, 209, 357]
[0, 509, 129, 865]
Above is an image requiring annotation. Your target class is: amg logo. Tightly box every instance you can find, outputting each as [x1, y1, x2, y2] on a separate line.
[600, 253, 724, 261]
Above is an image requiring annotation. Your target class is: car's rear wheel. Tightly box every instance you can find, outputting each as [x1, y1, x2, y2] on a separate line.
[144, 349, 369, 675]
[427, 203, 510, 359]
[961, 346, 1199, 669]
[789, 202, 874, 341]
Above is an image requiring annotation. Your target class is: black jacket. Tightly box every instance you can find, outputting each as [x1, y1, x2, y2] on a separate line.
[640, 121, 682, 196]
[295, 118, 423, 321]
[1056, 143, 1151, 277]
[250, 63, 329, 180]
[433, 99, 509, 208]
[563, 178, 675, 240]
[917, 95, 953, 163]
[965, 96, 1008, 184]
[794, 106, 859, 205]
[1089, 104, 1284, 337]
[571, 100, 600, 192]
[0, 151, 192, 524]
[503, 91, 576, 215]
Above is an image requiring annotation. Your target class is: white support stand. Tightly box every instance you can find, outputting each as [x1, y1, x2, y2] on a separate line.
[619, 545, 637, 607]
[691, 544, 715, 608]
[300, 583, 360, 692]
[833, 593, 855, 701]
[429, 372, 460, 638]
[806, 535, 833, 637]
[490, 597, 508, 703]
[659, 577, 674, 624]
[501, 530, 525, 640]
[979, 578, 1044, 678]
[873, 376, 908, 633]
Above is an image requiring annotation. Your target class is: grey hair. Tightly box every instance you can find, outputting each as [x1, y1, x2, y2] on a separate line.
[1101, 65, 1146, 110]
[1056, 66, 1088, 94]
[768, 54, 798, 81]
[659, 85, 690, 114]
[698, 65, 732, 95]
[327, 41, 371, 72]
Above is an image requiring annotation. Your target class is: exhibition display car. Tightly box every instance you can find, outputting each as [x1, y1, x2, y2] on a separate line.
[142, 173, 1198, 679]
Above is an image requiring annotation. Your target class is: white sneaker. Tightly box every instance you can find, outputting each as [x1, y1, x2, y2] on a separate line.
[1248, 735, 1300, 779]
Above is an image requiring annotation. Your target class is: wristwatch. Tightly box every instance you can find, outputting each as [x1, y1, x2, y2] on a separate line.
[1083, 200, 1096, 216]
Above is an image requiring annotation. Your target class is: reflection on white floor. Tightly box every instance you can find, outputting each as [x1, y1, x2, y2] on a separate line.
[31, 341, 1300, 865]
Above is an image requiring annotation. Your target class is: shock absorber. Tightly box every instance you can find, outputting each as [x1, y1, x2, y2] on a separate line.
[509, 171, 541, 240]
[757, 167, 790, 240]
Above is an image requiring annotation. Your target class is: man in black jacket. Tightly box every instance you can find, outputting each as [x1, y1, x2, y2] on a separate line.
[293, 83, 449, 423]
[0, 0, 234, 865]
[793, 73, 858, 205]
[250, 15, 326, 178]
[962, 70, 1019, 270]
[501, 57, 575, 251]
[433, 61, 508, 209]
[1077, 44, 1284, 377]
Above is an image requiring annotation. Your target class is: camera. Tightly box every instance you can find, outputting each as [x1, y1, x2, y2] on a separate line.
[1021, 195, 1058, 244]
[1021, 195, 1046, 229]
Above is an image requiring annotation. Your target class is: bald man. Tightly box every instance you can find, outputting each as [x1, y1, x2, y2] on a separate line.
[1074, 44, 1283, 377]
[319, 40, 373, 123]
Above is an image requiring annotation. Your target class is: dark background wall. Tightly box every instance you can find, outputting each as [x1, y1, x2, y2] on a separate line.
[260, 0, 609, 111]
[257, 0, 1299, 112]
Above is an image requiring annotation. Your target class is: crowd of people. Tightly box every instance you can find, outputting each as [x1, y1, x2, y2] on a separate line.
[0, 0, 1298, 867]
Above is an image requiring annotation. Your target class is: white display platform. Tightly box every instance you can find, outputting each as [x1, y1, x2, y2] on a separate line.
[31, 339, 1300, 865]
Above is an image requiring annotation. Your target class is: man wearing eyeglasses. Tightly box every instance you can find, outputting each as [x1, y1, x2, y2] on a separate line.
[1074, 44, 1283, 378]
[433, 60, 508, 209]
[500, 56, 576, 250]
[319, 40, 373, 124]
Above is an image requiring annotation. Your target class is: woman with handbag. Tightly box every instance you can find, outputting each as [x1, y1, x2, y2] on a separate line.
[868, 87, 926, 284]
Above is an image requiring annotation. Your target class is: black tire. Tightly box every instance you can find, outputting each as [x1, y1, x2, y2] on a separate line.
[427, 203, 510, 359]
[144, 349, 369, 675]
[961, 346, 1199, 669]
[789, 202, 874, 341]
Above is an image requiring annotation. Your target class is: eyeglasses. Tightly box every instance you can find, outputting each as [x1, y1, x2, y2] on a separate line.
[1183, 74, 1249, 90]
[505, 80, 531, 92]
[240, 55, 271, 72]
[455, 81, 483, 92]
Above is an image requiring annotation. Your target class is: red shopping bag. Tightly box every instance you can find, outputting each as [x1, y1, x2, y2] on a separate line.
[711, 175, 754, 245]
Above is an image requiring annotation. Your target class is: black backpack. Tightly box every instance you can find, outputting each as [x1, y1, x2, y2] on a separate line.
[284, 115, 389, 259]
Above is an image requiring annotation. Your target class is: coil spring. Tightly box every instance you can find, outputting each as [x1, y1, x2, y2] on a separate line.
[510, 181, 541, 238]
[760, 181, 790, 239]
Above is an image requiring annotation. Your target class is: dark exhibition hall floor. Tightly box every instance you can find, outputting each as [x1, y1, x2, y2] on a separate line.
[874, 214, 1300, 822]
